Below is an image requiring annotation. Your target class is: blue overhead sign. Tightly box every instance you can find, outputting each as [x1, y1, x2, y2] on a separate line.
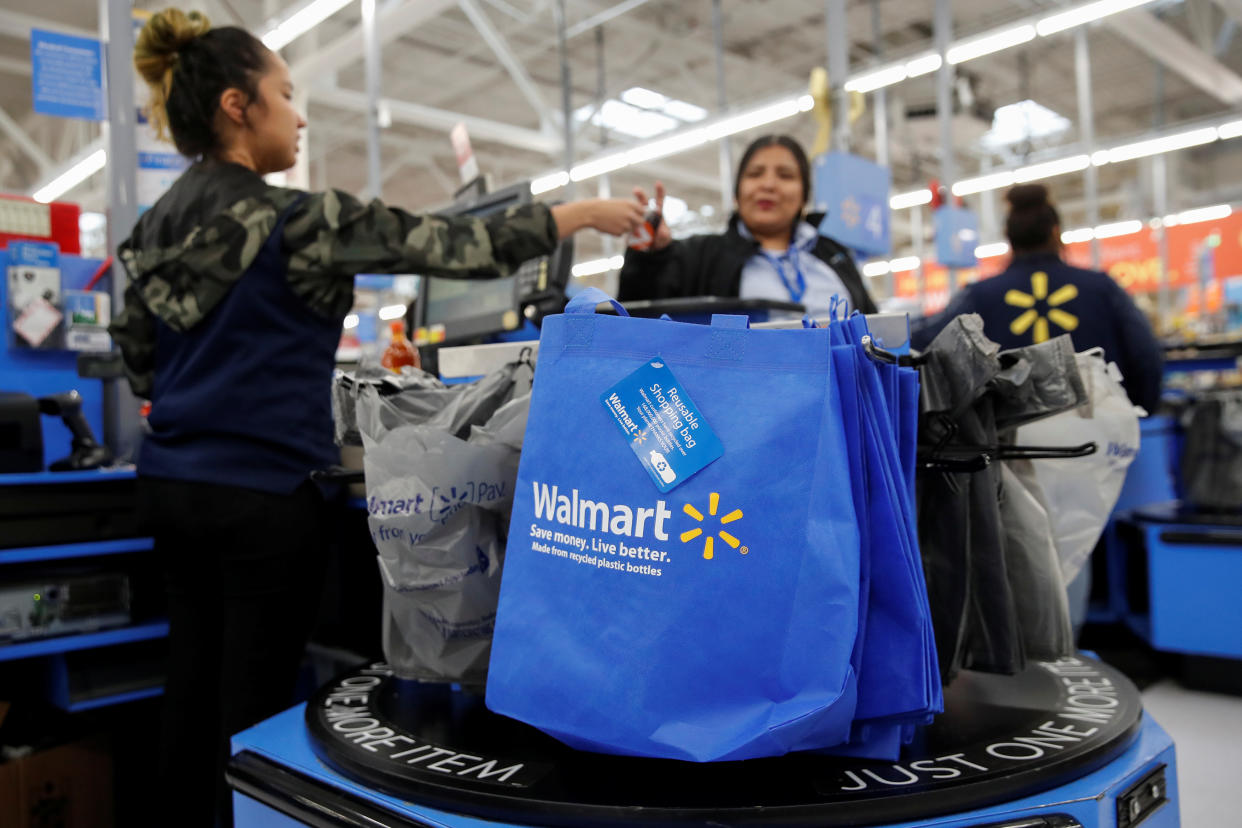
[934, 206, 980, 269]
[30, 29, 105, 121]
[812, 152, 892, 257]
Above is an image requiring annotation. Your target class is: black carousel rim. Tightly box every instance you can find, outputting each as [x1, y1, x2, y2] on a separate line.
[305, 654, 1142, 827]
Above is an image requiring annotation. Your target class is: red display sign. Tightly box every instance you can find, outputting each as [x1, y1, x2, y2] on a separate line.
[0, 194, 81, 254]
[894, 209, 1242, 310]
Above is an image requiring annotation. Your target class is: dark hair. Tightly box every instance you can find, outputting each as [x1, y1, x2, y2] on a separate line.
[1005, 184, 1061, 252]
[134, 9, 271, 158]
[734, 135, 811, 210]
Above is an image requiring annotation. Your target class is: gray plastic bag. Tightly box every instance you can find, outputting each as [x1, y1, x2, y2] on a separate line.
[356, 362, 532, 683]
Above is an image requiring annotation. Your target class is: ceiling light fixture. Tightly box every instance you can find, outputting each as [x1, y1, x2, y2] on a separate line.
[952, 171, 1017, 197]
[261, 0, 355, 50]
[975, 242, 1011, 258]
[32, 149, 106, 203]
[1163, 204, 1232, 227]
[947, 24, 1036, 65]
[1035, 0, 1152, 36]
[890, 189, 933, 209]
[1092, 220, 1144, 239]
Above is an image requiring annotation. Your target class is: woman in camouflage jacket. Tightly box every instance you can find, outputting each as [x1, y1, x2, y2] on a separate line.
[112, 10, 643, 826]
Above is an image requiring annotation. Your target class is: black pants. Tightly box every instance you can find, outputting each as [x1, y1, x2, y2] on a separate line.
[138, 477, 332, 828]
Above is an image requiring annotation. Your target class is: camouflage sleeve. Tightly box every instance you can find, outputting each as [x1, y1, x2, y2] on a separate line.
[107, 279, 157, 399]
[282, 189, 558, 290]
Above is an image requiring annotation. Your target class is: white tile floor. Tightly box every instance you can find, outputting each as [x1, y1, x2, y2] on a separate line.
[1139, 680, 1242, 826]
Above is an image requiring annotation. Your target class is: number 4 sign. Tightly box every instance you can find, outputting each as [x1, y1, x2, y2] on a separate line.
[812, 152, 892, 258]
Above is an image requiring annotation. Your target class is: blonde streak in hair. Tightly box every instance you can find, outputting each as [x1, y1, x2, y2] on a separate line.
[133, 8, 211, 143]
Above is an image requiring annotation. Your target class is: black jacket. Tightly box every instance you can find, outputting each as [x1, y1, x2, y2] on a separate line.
[618, 212, 877, 314]
[910, 252, 1164, 412]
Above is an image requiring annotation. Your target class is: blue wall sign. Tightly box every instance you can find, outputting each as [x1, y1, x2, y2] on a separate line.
[812, 152, 892, 257]
[30, 29, 105, 121]
[933, 206, 980, 269]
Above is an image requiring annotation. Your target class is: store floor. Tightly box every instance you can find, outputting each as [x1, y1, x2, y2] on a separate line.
[1139, 679, 1242, 826]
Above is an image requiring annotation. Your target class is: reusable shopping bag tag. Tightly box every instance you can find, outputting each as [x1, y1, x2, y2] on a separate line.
[601, 358, 723, 493]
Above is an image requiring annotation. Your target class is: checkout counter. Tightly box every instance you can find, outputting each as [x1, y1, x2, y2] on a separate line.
[230, 296, 1182, 828]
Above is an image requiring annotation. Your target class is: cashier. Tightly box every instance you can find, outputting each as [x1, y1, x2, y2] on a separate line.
[619, 134, 877, 316]
[110, 8, 643, 827]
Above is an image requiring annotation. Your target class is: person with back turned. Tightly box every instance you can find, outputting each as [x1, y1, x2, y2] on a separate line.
[111, 9, 644, 826]
[912, 184, 1163, 412]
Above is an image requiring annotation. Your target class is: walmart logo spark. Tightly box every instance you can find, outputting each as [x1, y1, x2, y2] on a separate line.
[1005, 271, 1078, 344]
[679, 492, 744, 560]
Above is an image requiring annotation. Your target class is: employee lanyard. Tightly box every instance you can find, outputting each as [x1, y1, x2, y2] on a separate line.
[759, 248, 807, 304]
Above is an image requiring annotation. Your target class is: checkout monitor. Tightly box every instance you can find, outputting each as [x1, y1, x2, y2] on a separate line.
[415, 181, 572, 347]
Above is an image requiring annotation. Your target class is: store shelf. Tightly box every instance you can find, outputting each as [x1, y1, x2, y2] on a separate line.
[0, 467, 137, 486]
[0, 620, 169, 662]
[62, 685, 163, 712]
[0, 536, 153, 564]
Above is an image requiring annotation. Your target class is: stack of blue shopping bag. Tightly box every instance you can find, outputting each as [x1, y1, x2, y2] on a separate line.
[485, 288, 941, 762]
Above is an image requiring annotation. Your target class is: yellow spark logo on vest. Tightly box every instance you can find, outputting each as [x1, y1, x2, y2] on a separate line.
[1005, 271, 1079, 343]
[680, 492, 745, 560]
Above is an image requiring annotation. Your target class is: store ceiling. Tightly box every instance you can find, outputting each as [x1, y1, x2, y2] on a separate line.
[2, 0, 1241, 257]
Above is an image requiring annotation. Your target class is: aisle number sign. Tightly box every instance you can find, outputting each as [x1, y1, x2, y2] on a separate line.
[30, 29, 105, 121]
[813, 153, 891, 257]
[933, 206, 979, 269]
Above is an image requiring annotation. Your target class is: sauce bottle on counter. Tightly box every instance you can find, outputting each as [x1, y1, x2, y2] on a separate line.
[381, 320, 420, 373]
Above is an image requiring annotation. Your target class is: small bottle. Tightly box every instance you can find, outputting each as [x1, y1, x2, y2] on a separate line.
[627, 211, 663, 252]
[381, 320, 420, 373]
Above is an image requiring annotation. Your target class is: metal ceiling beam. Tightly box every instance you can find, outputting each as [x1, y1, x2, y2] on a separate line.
[289, 0, 457, 88]
[0, 107, 52, 171]
[1107, 9, 1242, 105]
[0, 10, 95, 40]
[310, 85, 560, 154]
[565, 0, 657, 38]
[1214, 0, 1242, 24]
[458, 0, 556, 134]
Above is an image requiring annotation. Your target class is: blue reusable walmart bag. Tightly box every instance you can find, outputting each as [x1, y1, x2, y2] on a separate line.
[486, 290, 862, 762]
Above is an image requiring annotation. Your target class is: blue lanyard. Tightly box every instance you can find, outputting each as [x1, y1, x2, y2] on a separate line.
[759, 248, 807, 303]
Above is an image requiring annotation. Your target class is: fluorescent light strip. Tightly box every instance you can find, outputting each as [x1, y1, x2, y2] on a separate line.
[975, 242, 1011, 258]
[887, 205, 1231, 272]
[262, 0, 354, 50]
[904, 53, 942, 78]
[1221, 120, 1242, 140]
[1096, 127, 1218, 164]
[32, 149, 106, 203]
[1035, 0, 1152, 36]
[1163, 204, 1232, 227]
[947, 24, 1035, 65]
[843, 0, 1159, 96]
[533, 95, 806, 193]
[890, 189, 933, 209]
[625, 128, 708, 165]
[571, 255, 625, 278]
[1092, 220, 1144, 239]
[705, 98, 803, 141]
[1014, 154, 1091, 182]
[845, 65, 908, 93]
[569, 152, 630, 182]
[530, 171, 570, 195]
[953, 171, 1016, 197]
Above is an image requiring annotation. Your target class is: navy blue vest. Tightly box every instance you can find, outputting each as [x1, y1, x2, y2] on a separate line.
[140, 200, 345, 493]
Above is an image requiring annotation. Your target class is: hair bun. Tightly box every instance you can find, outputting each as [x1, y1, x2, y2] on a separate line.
[134, 8, 211, 86]
[1006, 183, 1049, 212]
